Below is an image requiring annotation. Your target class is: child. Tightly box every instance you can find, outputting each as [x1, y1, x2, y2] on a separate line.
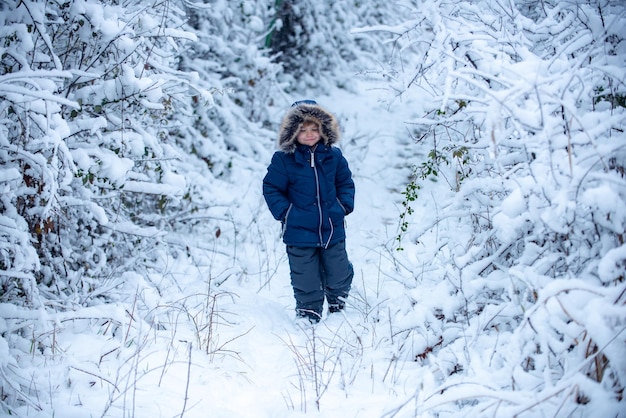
[263, 100, 355, 323]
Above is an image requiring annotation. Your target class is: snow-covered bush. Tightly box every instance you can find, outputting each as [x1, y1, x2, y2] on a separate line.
[265, 0, 396, 92]
[181, 0, 284, 126]
[368, 0, 626, 416]
[1, 0, 200, 303]
[0, 0, 268, 413]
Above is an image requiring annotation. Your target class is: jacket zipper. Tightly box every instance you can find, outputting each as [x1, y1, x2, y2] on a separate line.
[310, 146, 325, 247]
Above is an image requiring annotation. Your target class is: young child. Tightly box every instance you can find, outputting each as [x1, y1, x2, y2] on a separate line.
[263, 100, 355, 323]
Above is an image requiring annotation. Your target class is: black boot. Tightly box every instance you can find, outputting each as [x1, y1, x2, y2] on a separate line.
[296, 308, 321, 323]
[328, 303, 344, 314]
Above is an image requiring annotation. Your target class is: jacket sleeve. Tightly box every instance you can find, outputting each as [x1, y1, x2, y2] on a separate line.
[262, 152, 291, 221]
[334, 149, 355, 215]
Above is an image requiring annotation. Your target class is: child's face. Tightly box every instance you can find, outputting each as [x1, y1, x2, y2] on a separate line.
[296, 122, 321, 147]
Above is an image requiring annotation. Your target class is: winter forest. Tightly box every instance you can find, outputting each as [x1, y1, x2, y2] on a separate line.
[1, 0, 625, 417]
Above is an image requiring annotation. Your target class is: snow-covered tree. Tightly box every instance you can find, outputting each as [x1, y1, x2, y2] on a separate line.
[179, 0, 282, 147]
[265, 0, 396, 91]
[1, 0, 206, 306]
[368, 0, 626, 415]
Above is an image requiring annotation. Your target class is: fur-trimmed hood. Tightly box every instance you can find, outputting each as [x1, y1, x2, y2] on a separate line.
[278, 103, 340, 153]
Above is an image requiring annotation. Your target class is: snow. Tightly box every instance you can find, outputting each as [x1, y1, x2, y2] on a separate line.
[598, 245, 626, 284]
[2, 1, 626, 417]
[0, 167, 20, 184]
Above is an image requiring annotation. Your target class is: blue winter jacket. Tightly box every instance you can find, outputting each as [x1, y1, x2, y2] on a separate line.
[263, 104, 355, 248]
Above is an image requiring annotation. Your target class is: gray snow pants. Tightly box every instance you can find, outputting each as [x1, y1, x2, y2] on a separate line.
[286, 240, 353, 317]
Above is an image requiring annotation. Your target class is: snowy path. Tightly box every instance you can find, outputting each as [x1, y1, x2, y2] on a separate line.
[194, 84, 420, 417]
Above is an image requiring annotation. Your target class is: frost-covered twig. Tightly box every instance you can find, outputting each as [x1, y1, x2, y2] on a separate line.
[179, 342, 192, 418]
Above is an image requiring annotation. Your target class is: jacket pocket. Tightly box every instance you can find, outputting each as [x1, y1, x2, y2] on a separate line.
[328, 199, 346, 226]
[281, 204, 293, 237]
[336, 198, 347, 214]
